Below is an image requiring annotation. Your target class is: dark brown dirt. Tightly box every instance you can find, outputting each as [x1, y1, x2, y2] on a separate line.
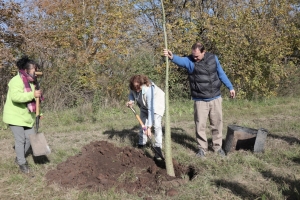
[45, 141, 195, 195]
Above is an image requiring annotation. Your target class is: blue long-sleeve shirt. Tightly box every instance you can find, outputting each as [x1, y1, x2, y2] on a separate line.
[172, 54, 234, 101]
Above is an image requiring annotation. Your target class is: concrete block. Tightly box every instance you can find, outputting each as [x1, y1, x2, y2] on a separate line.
[224, 125, 268, 154]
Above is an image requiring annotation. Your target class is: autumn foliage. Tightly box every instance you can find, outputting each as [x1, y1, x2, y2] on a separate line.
[1, 0, 299, 111]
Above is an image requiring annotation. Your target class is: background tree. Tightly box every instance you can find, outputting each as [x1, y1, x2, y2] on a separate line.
[0, 0, 24, 112]
[204, 0, 300, 99]
[15, 0, 147, 110]
[0, 0, 299, 112]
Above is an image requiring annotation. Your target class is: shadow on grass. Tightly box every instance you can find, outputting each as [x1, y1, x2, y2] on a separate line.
[268, 133, 300, 145]
[102, 125, 140, 147]
[24, 146, 50, 164]
[103, 125, 197, 150]
[214, 179, 262, 199]
[261, 170, 300, 200]
[32, 155, 50, 164]
[291, 157, 300, 165]
[169, 127, 226, 153]
[169, 127, 198, 153]
[103, 126, 224, 155]
[267, 133, 300, 165]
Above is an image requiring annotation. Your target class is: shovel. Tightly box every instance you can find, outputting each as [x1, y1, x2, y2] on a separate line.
[128, 106, 165, 161]
[29, 73, 51, 156]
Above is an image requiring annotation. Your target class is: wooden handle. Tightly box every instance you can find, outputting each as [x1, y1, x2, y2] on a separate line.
[129, 106, 145, 129]
[135, 114, 144, 127]
[36, 97, 40, 116]
[35, 72, 43, 76]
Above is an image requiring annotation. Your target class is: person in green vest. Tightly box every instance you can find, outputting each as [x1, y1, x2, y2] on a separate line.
[3, 56, 42, 173]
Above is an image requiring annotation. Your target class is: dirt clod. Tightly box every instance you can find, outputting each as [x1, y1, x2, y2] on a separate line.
[166, 188, 179, 196]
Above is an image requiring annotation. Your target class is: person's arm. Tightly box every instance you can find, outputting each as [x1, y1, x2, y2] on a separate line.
[171, 55, 195, 74]
[9, 78, 35, 103]
[128, 90, 135, 101]
[215, 56, 234, 90]
[126, 90, 135, 107]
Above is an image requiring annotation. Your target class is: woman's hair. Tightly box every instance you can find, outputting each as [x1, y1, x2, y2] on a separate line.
[16, 55, 38, 70]
[129, 75, 151, 90]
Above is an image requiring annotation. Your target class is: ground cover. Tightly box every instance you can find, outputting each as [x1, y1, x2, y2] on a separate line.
[0, 97, 299, 199]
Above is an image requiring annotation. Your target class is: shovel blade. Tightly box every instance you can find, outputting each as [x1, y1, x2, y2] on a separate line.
[29, 132, 51, 156]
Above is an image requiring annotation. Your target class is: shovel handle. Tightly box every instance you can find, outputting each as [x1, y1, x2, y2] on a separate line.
[35, 72, 43, 76]
[36, 97, 40, 117]
[135, 115, 144, 127]
[34, 75, 41, 117]
[135, 114, 145, 128]
[129, 107, 145, 129]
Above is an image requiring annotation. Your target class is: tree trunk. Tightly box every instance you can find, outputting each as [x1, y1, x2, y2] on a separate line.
[160, 0, 175, 177]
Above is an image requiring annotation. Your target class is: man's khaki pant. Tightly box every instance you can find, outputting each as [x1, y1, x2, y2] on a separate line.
[194, 97, 223, 153]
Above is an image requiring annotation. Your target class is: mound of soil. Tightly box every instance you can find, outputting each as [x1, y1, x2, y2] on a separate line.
[45, 141, 195, 195]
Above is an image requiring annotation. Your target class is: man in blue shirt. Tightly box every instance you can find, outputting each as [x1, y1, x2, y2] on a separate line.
[163, 42, 235, 158]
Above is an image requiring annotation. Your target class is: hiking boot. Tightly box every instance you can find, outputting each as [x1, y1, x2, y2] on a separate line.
[154, 147, 163, 160]
[196, 149, 206, 158]
[19, 163, 30, 174]
[216, 148, 226, 157]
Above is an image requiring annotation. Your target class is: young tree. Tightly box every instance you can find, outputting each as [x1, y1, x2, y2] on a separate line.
[160, 0, 175, 177]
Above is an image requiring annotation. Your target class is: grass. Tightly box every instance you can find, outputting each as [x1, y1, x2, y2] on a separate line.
[0, 96, 299, 199]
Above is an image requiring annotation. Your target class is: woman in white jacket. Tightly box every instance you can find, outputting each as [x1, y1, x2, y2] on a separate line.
[126, 75, 165, 160]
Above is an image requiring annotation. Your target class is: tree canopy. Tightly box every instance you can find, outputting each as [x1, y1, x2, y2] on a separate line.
[1, 0, 299, 110]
